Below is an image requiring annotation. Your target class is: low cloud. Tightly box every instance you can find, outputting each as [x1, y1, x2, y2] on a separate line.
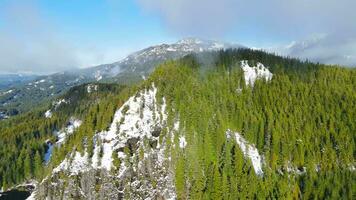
[138, 0, 356, 66]
[271, 33, 356, 67]
[0, 1, 83, 74]
[138, 0, 356, 38]
[138, 0, 240, 37]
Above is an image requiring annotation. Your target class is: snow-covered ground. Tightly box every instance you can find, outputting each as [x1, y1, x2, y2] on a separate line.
[92, 83, 167, 171]
[48, 83, 176, 199]
[0, 89, 13, 96]
[44, 99, 68, 118]
[44, 110, 52, 118]
[53, 99, 67, 109]
[226, 130, 264, 176]
[52, 83, 168, 172]
[55, 118, 82, 146]
[240, 60, 273, 86]
[86, 84, 98, 93]
[53, 151, 89, 176]
[179, 136, 187, 149]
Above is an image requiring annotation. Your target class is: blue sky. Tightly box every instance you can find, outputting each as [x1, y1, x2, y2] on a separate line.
[36, 0, 175, 48]
[0, 0, 355, 73]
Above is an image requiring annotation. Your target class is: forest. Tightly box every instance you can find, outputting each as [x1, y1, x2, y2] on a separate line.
[0, 49, 355, 199]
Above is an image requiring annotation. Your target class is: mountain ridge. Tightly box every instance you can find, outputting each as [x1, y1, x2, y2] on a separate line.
[0, 38, 243, 116]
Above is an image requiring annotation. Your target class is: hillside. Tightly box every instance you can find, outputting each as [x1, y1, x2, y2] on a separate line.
[0, 49, 355, 199]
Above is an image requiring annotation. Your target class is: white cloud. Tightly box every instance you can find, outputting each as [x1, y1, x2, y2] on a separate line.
[0, 1, 82, 74]
[270, 33, 356, 67]
[0, 1, 131, 74]
[138, 0, 356, 37]
[138, 0, 356, 66]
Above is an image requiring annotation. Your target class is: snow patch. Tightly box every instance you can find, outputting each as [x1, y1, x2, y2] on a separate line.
[227, 129, 264, 176]
[285, 162, 307, 175]
[53, 151, 89, 175]
[26, 188, 37, 200]
[95, 73, 103, 81]
[34, 79, 46, 84]
[240, 60, 273, 86]
[86, 84, 98, 93]
[4, 89, 13, 95]
[53, 99, 67, 109]
[179, 136, 187, 149]
[44, 110, 52, 118]
[55, 118, 82, 146]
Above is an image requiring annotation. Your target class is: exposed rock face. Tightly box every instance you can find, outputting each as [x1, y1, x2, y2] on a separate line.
[33, 84, 176, 199]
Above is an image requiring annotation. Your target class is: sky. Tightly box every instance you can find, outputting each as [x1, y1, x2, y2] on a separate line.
[0, 0, 355, 74]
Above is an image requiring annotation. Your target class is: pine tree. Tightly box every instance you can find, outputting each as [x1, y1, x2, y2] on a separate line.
[34, 151, 42, 178]
[24, 153, 32, 179]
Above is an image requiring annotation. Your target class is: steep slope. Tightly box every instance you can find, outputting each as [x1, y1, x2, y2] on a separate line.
[35, 84, 176, 199]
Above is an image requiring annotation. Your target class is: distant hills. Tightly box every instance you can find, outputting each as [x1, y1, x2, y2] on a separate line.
[0, 38, 243, 115]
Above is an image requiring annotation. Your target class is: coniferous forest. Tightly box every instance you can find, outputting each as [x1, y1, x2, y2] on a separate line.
[0, 49, 355, 199]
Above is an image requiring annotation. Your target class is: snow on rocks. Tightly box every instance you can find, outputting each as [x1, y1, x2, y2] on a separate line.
[54, 118, 82, 146]
[53, 99, 67, 109]
[226, 129, 264, 176]
[44, 110, 52, 118]
[34, 79, 46, 84]
[285, 162, 307, 175]
[86, 84, 98, 93]
[26, 190, 36, 200]
[47, 83, 176, 199]
[240, 60, 273, 86]
[92, 83, 167, 171]
[179, 136, 187, 149]
[0, 89, 13, 96]
[44, 99, 68, 118]
[53, 151, 89, 176]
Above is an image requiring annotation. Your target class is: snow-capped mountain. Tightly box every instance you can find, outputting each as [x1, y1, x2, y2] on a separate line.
[77, 37, 243, 81]
[0, 38, 242, 115]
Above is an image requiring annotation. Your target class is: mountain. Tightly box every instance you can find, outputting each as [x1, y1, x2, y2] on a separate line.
[0, 74, 38, 90]
[0, 49, 354, 199]
[73, 37, 243, 82]
[0, 38, 242, 116]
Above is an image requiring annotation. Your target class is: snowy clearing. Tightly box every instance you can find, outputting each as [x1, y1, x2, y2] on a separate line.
[240, 60, 273, 86]
[226, 129, 264, 176]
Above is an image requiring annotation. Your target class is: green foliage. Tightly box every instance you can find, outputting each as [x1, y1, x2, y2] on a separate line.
[0, 83, 127, 188]
[150, 49, 355, 199]
[0, 49, 354, 200]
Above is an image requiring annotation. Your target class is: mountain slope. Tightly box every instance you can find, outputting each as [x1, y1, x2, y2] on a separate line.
[0, 74, 38, 90]
[0, 82, 127, 193]
[0, 38, 242, 116]
[24, 49, 355, 199]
